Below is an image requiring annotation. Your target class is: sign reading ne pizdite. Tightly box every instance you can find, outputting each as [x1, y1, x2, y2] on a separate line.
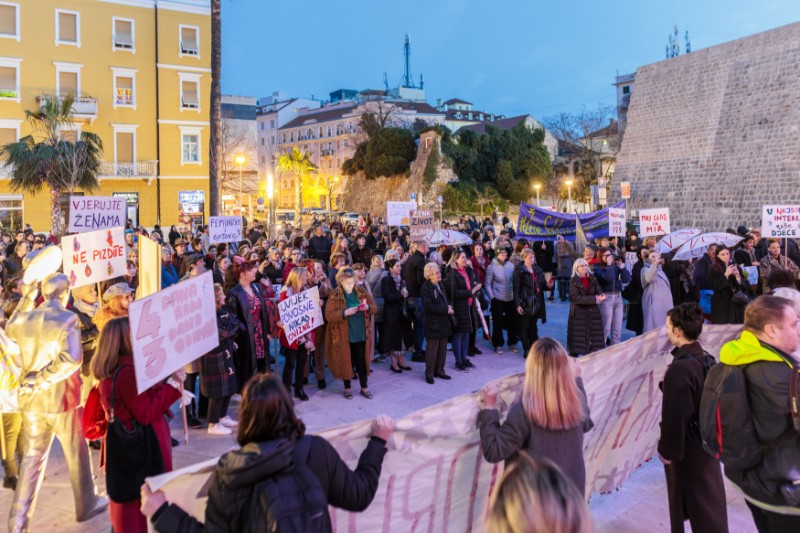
[62, 227, 127, 289]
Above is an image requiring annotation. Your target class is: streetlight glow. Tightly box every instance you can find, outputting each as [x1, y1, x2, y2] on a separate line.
[564, 179, 574, 213]
[533, 182, 541, 207]
[235, 155, 245, 165]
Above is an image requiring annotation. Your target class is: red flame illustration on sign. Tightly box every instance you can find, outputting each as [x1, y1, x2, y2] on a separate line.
[69, 271, 77, 286]
[73, 236, 80, 252]
[106, 230, 114, 247]
[85, 265, 92, 277]
[107, 262, 113, 276]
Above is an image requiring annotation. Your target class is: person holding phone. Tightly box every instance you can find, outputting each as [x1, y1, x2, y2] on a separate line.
[709, 244, 750, 325]
[594, 248, 631, 346]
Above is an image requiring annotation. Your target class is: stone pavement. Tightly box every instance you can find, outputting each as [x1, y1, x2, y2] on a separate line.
[0, 299, 757, 532]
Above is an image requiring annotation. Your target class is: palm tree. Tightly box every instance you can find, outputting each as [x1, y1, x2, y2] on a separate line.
[278, 147, 316, 226]
[208, 0, 222, 217]
[0, 95, 102, 235]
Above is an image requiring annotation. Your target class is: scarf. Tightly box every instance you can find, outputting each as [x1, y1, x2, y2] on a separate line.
[73, 299, 97, 317]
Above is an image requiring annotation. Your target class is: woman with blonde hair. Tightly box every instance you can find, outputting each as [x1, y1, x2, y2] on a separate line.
[93, 282, 134, 332]
[277, 267, 313, 401]
[486, 452, 593, 533]
[479, 337, 593, 494]
[567, 258, 606, 356]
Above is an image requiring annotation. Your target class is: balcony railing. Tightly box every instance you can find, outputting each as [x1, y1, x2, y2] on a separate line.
[321, 149, 334, 156]
[98, 160, 158, 178]
[37, 95, 98, 121]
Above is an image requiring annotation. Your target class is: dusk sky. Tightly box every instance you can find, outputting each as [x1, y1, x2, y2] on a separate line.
[221, 0, 800, 119]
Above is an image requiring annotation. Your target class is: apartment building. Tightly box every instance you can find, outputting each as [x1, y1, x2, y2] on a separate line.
[0, 0, 211, 231]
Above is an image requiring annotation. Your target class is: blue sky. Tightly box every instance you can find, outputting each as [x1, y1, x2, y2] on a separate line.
[221, 0, 800, 119]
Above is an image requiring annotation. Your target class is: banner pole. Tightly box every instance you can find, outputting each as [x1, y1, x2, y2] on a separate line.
[179, 380, 189, 445]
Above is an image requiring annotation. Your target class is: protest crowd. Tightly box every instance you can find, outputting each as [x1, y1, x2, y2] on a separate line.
[0, 206, 798, 533]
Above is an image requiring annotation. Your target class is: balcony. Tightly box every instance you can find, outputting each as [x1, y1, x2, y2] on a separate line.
[321, 149, 334, 156]
[98, 160, 158, 180]
[37, 95, 98, 122]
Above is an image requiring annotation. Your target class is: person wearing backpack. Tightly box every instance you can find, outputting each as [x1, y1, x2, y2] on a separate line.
[141, 373, 393, 532]
[658, 303, 728, 533]
[711, 295, 800, 532]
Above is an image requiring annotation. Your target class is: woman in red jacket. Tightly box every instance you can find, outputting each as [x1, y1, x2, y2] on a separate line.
[278, 267, 313, 401]
[91, 317, 183, 533]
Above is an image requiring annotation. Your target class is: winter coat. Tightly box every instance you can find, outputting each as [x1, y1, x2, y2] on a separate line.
[380, 275, 413, 352]
[556, 240, 575, 278]
[200, 308, 243, 399]
[161, 263, 179, 289]
[151, 435, 388, 533]
[420, 280, 452, 339]
[281, 262, 298, 283]
[404, 251, 428, 298]
[691, 254, 714, 291]
[308, 235, 332, 263]
[69, 305, 98, 377]
[470, 255, 490, 285]
[370, 270, 388, 322]
[719, 332, 800, 510]
[593, 264, 631, 293]
[658, 342, 729, 533]
[324, 285, 376, 380]
[227, 283, 271, 390]
[625, 260, 646, 334]
[709, 265, 750, 325]
[533, 241, 555, 274]
[567, 275, 605, 356]
[641, 263, 674, 333]
[478, 378, 594, 494]
[485, 258, 515, 302]
[350, 246, 372, 266]
[263, 261, 284, 284]
[759, 254, 800, 293]
[444, 267, 476, 334]
[512, 263, 547, 322]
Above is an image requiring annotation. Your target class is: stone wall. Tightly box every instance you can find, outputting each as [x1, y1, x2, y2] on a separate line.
[341, 130, 455, 216]
[611, 22, 800, 231]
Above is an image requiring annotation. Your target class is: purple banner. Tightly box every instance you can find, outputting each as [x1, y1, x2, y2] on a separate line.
[516, 200, 626, 241]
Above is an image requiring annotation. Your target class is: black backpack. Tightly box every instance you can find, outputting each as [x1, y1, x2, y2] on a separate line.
[250, 436, 330, 533]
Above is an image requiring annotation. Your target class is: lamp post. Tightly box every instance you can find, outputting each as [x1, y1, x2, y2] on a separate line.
[564, 179, 574, 213]
[267, 172, 275, 240]
[533, 183, 541, 207]
[235, 155, 245, 215]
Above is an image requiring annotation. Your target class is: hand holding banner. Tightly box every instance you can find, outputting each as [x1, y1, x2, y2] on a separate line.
[208, 216, 243, 243]
[68, 196, 127, 233]
[761, 205, 800, 238]
[638, 208, 670, 237]
[608, 207, 626, 237]
[62, 227, 127, 288]
[409, 209, 435, 239]
[386, 201, 417, 226]
[278, 287, 324, 346]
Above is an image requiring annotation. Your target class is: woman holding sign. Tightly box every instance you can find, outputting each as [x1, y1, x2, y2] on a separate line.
[325, 268, 377, 399]
[277, 268, 313, 401]
[228, 258, 272, 392]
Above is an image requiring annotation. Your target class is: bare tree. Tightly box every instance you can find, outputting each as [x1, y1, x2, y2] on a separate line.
[219, 118, 258, 195]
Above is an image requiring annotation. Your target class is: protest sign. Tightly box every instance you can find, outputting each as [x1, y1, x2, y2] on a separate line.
[409, 209, 435, 239]
[608, 207, 626, 237]
[761, 205, 800, 238]
[62, 227, 126, 289]
[208, 216, 243, 243]
[67, 196, 127, 233]
[277, 286, 324, 346]
[638, 208, 670, 237]
[620, 181, 631, 199]
[137, 237, 162, 301]
[149, 324, 742, 531]
[517, 200, 626, 241]
[129, 271, 218, 394]
[386, 201, 417, 226]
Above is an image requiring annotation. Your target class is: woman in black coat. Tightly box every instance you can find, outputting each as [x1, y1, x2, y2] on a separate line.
[444, 251, 479, 372]
[421, 263, 454, 384]
[227, 259, 272, 391]
[659, 304, 728, 533]
[624, 247, 649, 335]
[380, 259, 414, 373]
[512, 249, 547, 356]
[709, 245, 750, 325]
[567, 259, 606, 357]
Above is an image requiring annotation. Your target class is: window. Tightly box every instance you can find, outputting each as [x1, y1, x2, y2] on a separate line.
[113, 125, 137, 165]
[0, 194, 23, 231]
[260, 155, 265, 164]
[179, 73, 200, 110]
[0, 58, 20, 101]
[0, 3, 20, 41]
[54, 62, 82, 98]
[281, 133, 286, 143]
[259, 122, 264, 131]
[622, 85, 630, 95]
[271, 136, 275, 144]
[112, 68, 136, 108]
[0, 127, 16, 147]
[270, 120, 275, 129]
[290, 132, 294, 142]
[180, 127, 202, 164]
[179, 25, 199, 57]
[260, 138, 264, 146]
[113, 17, 134, 51]
[318, 127, 322, 138]
[326, 126, 331, 137]
[56, 10, 80, 47]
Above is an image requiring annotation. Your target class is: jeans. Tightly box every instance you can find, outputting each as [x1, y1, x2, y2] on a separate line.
[411, 297, 426, 357]
[451, 332, 469, 364]
[283, 345, 308, 391]
[598, 292, 624, 345]
[344, 341, 368, 390]
[557, 277, 570, 301]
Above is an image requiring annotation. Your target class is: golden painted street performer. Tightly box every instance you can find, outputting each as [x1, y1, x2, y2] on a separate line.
[6, 273, 107, 532]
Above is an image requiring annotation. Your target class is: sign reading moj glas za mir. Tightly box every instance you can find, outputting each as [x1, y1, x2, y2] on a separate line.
[761, 205, 800, 238]
[638, 208, 670, 237]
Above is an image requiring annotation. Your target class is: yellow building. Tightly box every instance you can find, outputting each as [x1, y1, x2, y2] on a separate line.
[0, 0, 211, 232]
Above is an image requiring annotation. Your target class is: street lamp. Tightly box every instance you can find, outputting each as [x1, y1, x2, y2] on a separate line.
[564, 179, 574, 213]
[533, 182, 541, 207]
[266, 172, 275, 240]
[235, 155, 245, 214]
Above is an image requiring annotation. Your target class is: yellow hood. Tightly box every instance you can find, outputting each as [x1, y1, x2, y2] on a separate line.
[719, 330, 787, 366]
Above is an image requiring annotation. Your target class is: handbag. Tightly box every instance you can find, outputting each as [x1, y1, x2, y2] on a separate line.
[105, 366, 166, 503]
[731, 287, 751, 307]
[448, 271, 458, 329]
[82, 385, 107, 440]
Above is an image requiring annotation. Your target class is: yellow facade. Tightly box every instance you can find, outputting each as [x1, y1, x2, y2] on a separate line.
[0, 0, 211, 231]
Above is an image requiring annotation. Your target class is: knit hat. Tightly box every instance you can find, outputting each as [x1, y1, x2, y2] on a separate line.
[102, 282, 133, 302]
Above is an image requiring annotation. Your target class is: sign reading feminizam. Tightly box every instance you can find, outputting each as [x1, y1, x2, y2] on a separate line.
[277, 286, 324, 346]
[516, 200, 626, 241]
[208, 216, 243, 243]
[638, 208, 670, 237]
[409, 209, 435, 239]
[761, 205, 800, 238]
[67, 196, 127, 233]
[386, 201, 417, 226]
[130, 271, 218, 394]
[62, 227, 126, 288]
[608, 207, 626, 237]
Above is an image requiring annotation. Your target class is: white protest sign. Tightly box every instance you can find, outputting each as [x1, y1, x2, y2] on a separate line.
[386, 201, 417, 226]
[409, 209, 435, 239]
[278, 286, 324, 346]
[62, 227, 127, 289]
[761, 205, 800, 238]
[149, 324, 743, 531]
[638, 208, 670, 237]
[67, 196, 127, 233]
[608, 207, 626, 237]
[208, 216, 243, 243]
[129, 271, 219, 394]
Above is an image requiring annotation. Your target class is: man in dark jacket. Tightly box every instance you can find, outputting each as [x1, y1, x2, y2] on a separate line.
[718, 295, 800, 531]
[364, 226, 381, 253]
[405, 240, 429, 362]
[308, 225, 332, 264]
[350, 234, 372, 266]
